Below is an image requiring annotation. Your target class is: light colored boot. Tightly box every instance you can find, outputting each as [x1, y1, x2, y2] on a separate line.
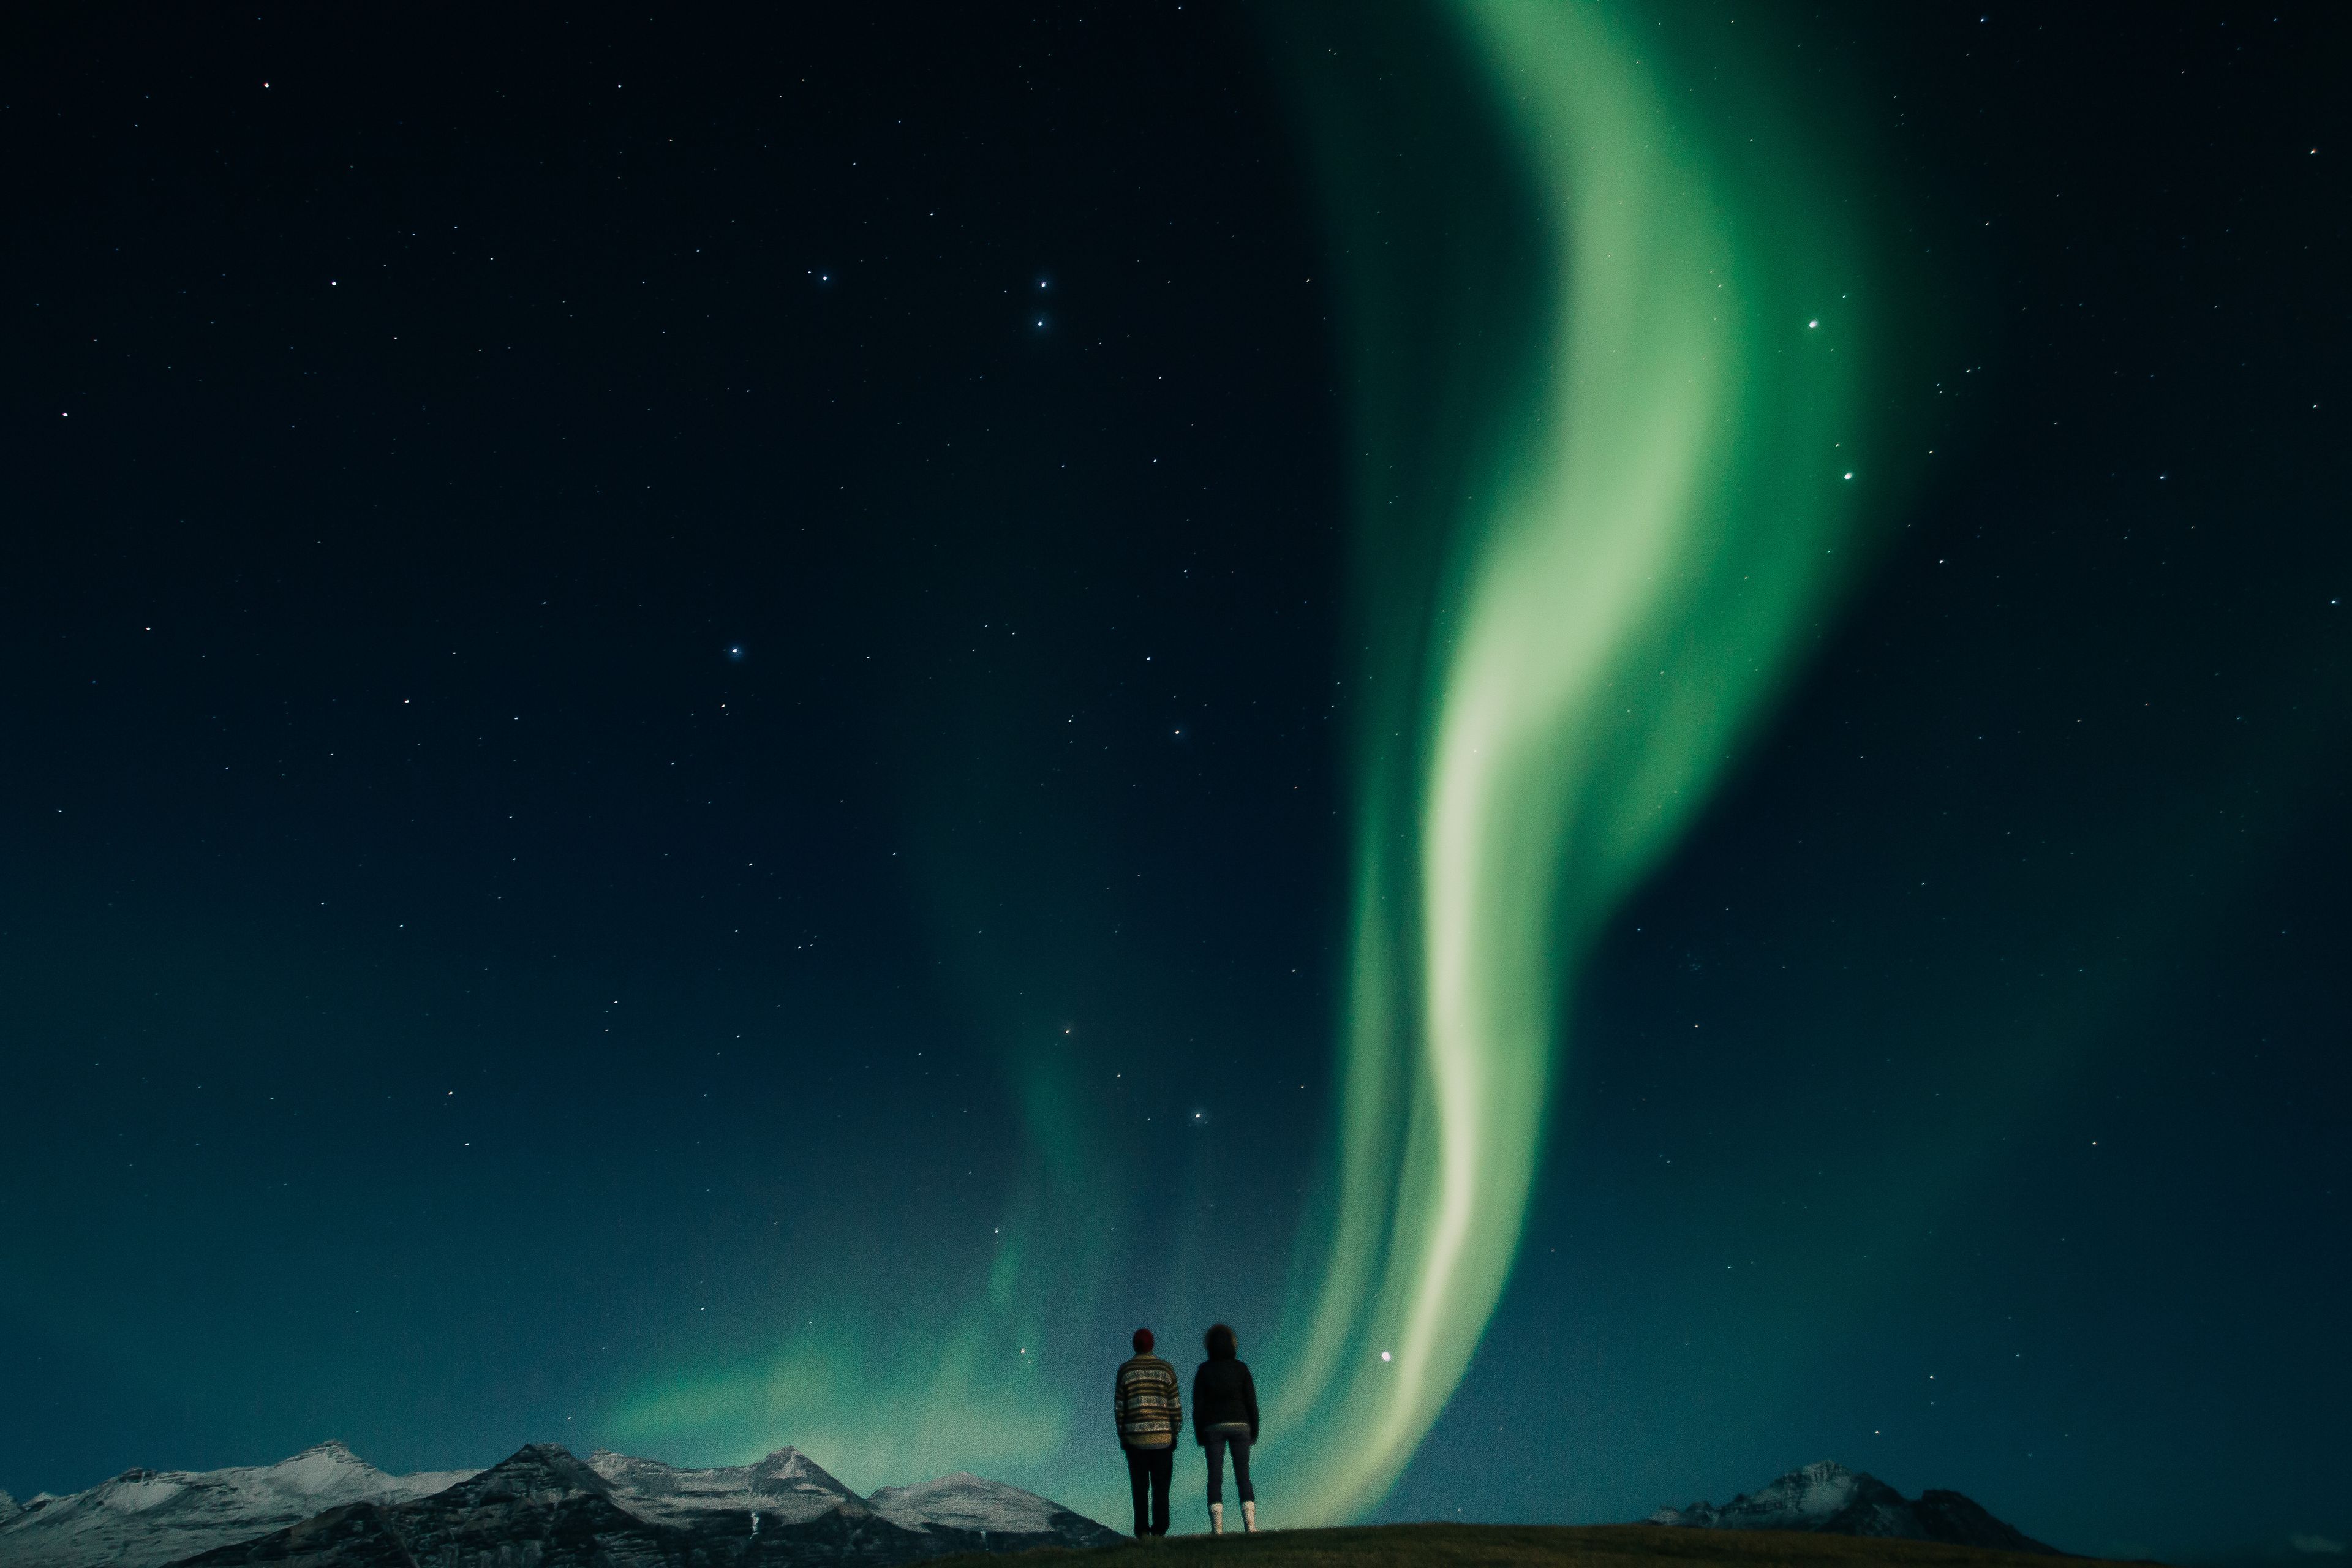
[1210, 1502, 1224, 1535]
[1242, 1501, 1257, 1533]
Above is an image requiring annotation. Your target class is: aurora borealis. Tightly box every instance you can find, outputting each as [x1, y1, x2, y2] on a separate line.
[1269, 1, 1882, 1518]
[4, 4, 2346, 1564]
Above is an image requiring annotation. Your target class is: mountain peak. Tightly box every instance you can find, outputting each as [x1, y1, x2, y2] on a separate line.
[1646, 1461, 2057, 1554]
[446, 1444, 611, 1507]
[749, 1447, 856, 1499]
[492, 1442, 594, 1474]
[258, 1443, 382, 1498]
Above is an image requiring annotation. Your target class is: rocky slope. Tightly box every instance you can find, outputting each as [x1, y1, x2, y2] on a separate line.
[0, 1442, 475, 1568]
[1645, 1460, 2059, 1553]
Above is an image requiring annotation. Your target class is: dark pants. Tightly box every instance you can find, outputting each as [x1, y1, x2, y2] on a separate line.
[1123, 1443, 1173, 1537]
[1203, 1425, 1254, 1506]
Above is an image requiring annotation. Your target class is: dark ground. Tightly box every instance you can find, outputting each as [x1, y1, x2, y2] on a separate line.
[930, 1523, 2149, 1568]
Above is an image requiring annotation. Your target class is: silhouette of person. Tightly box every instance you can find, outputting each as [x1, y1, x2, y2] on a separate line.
[1113, 1326, 1180, 1537]
[1193, 1322, 1260, 1533]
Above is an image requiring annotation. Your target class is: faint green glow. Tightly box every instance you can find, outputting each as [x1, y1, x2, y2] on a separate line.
[1268, 0, 1879, 1521]
[609, 1319, 1065, 1489]
[606, 1047, 1116, 1494]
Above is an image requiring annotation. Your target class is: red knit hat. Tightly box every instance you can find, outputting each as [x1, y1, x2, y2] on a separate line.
[1133, 1327, 1155, 1353]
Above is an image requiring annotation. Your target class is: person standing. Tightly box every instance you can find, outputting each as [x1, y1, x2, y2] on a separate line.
[1114, 1327, 1181, 1538]
[1192, 1322, 1261, 1534]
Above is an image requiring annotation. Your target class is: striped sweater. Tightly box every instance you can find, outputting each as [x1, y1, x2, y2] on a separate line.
[1114, 1354, 1182, 1447]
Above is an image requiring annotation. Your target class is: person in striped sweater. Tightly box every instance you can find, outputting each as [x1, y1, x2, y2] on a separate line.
[1113, 1327, 1182, 1537]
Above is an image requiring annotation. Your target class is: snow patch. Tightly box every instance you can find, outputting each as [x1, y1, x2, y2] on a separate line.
[864, 1472, 1072, 1534]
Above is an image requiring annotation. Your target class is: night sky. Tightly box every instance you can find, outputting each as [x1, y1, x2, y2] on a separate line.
[2, 4, 2345, 1564]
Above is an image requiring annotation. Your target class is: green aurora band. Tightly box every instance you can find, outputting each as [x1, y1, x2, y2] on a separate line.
[609, 0, 1891, 1526]
[1266, 0, 1879, 1520]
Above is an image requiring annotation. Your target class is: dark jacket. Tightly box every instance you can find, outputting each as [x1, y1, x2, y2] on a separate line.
[1191, 1354, 1259, 1444]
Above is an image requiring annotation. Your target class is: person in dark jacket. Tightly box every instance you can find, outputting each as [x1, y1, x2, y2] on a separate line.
[1191, 1322, 1261, 1534]
[1113, 1327, 1180, 1537]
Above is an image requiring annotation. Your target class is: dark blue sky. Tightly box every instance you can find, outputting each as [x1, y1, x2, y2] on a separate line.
[2, 4, 2344, 1562]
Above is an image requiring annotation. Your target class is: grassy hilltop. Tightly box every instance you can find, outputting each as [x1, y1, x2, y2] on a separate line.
[935, 1523, 2141, 1568]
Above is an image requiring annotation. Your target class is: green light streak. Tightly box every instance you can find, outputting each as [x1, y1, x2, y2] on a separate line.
[1268, 0, 1880, 1521]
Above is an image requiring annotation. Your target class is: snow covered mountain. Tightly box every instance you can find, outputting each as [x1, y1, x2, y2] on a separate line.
[2, 1441, 1120, 1568]
[584, 1446, 1111, 1544]
[0, 1442, 475, 1568]
[584, 1447, 861, 1526]
[862, 1472, 1099, 1537]
[175, 1442, 1120, 1566]
[1645, 1460, 2059, 1553]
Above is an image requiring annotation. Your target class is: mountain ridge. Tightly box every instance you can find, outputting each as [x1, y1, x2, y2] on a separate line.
[0, 1440, 475, 1568]
[1645, 1460, 2059, 1554]
[0, 1439, 1117, 1568]
[167, 1442, 1120, 1568]
[582, 1446, 865, 1526]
